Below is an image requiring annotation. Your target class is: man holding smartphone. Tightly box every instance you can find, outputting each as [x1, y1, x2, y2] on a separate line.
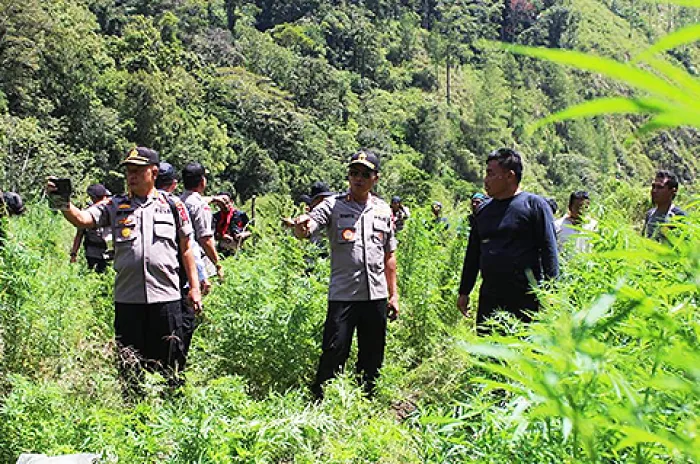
[291, 150, 399, 399]
[47, 147, 201, 391]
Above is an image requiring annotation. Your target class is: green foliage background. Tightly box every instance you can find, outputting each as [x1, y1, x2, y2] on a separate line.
[0, 0, 698, 206]
[0, 191, 698, 462]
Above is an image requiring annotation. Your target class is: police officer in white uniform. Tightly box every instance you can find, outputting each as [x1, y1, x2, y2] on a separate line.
[293, 150, 399, 398]
[47, 147, 202, 389]
[180, 162, 224, 280]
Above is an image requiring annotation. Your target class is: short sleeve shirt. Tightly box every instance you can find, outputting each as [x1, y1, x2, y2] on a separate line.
[309, 193, 397, 301]
[88, 191, 193, 304]
[181, 190, 214, 241]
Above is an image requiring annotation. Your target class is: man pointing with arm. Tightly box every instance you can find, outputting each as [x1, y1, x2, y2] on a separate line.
[292, 150, 398, 399]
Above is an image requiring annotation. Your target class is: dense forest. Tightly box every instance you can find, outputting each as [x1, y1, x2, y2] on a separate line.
[0, 0, 698, 462]
[1, 0, 698, 208]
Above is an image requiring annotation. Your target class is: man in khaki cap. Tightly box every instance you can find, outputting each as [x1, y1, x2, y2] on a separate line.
[292, 149, 399, 399]
[47, 147, 201, 390]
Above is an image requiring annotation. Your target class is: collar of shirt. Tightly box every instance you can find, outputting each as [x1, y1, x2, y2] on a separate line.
[343, 191, 377, 208]
[128, 189, 160, 206]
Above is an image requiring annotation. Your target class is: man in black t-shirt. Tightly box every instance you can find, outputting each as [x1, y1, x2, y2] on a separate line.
[457, 148, 559, 334]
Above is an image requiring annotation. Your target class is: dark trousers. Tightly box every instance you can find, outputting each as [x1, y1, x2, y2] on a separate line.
[86, 256, 109, 273]
[114, 301, 185, 391]
[180, 298, 198, 362]
[312, 299, 387, 398]
[477, 284, 540, 335]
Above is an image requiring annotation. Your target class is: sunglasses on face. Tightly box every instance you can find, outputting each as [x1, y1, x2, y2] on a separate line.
[349, 169, 372, 179]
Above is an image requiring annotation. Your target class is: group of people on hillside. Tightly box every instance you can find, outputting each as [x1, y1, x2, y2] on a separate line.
[287, 150, 687, 398]
[68, 165, 252, 276]
[0, 145, 686, 401]
[43, 148, 250, 392]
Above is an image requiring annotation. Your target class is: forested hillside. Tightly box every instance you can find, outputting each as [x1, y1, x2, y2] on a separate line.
[1, 0, 698, 207]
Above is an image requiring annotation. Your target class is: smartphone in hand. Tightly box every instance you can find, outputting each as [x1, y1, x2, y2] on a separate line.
[48, 177, 72, 210]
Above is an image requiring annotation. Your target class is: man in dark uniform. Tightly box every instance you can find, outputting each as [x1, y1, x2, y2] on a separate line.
[69, 184, 113, 273]
[292, 150, 399, 399]
[642, 170, 686, 242]
[457, 148, 559, 334]
[47, 147, 202, 390]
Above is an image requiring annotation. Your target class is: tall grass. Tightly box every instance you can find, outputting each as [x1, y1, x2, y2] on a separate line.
[0, 189, 696, 462]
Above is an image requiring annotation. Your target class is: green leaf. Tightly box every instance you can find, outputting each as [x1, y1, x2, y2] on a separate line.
[458, 342, 519, 361]
[526, 98, 668, 136]
[581, 294, 616, 327]
[634, 24, 700, 63]
[615, 426, 682, 453]
[643, 0, 700, 7]
[647, 375, 695, 392]
[470, 377, 530, 396]
[641, 56, 700, 98]
[496, 43, 689, 104]
[637, 110, 700, 134]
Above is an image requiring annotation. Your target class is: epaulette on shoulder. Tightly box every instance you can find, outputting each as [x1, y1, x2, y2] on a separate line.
[112, 193, 129, 204]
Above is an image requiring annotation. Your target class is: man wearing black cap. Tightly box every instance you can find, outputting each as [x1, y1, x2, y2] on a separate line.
[47, 147, 202, 390]
[69, 184, 113, 273]
[155, 162, 178, 191]
[181, 162, 224, 281]
[291, 150, 399, 399]
[283, 182, 334, 230]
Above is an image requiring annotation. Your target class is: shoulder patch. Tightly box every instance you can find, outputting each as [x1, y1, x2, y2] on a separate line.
[176, 201, 189, 223]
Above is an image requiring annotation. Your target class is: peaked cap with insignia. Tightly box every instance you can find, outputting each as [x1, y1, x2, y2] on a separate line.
[120, 147, 160, 166]
[349, 150, 380, 172]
